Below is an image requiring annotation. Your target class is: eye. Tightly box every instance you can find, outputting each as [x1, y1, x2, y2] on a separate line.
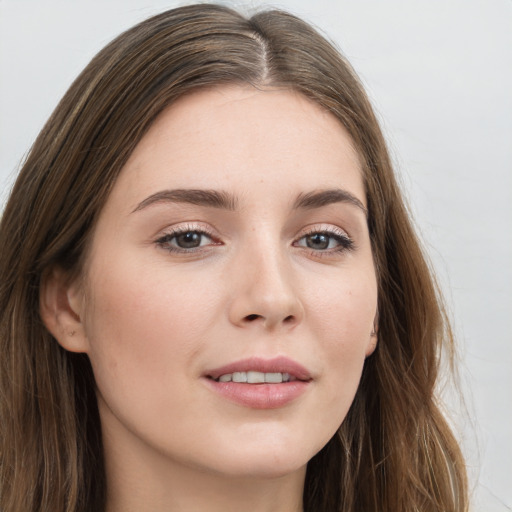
[156, 228, 215, 252]
[173, 231, 209, 249]
[294, 229, 354, 252]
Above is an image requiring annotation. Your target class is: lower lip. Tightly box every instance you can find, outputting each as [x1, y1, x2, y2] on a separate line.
[204, 379, 310, 409]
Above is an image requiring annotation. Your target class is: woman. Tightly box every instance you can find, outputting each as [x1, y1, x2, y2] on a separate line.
[0, 4, 468, 511]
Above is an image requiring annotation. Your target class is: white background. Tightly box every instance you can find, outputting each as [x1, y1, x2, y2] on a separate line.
[1, 1, 511, 510]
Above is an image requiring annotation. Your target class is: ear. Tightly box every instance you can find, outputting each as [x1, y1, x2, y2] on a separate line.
[40, 267, 89, 353]
[365, 316, 379, 357]
[365, 331, 378, 357]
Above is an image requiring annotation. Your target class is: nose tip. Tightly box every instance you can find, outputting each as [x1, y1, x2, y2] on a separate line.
[228, 258, 304, 331]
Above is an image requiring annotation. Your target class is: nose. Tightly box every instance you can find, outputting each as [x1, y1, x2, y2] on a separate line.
[227, 246, 304, 331]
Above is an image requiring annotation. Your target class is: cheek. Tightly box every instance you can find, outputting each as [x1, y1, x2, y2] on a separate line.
[306, 267, 377, 343]
[304, 270, 377, 405]
[86, 254, 215, 341]
[81, 258, 217, 406]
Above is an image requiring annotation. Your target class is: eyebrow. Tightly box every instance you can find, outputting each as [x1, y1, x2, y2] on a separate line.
[293, 189, 367, 216]
[132, 187, 367, 216]
[132, 189, 238, 213]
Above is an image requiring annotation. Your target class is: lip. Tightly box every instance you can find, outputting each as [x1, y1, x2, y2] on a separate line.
[205, 356, 312, 381]
[203, 356, 312, 409]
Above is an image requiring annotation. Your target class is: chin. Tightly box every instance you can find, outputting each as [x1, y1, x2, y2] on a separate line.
[211, 454, 309, 480]
[198, 429, 324, 480]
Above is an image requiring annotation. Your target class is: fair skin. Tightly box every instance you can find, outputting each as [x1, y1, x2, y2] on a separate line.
[42, 86, 378, 512]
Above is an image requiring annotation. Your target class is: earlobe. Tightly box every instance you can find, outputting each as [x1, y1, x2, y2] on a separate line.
[365, 329, 378, 357]
[365, 317, 379, 357]
[39, 267, 89, 353]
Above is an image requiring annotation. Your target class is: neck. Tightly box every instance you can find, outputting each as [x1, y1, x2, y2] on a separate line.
[106, 454, 305, 512]
[107, 468, 304, 512]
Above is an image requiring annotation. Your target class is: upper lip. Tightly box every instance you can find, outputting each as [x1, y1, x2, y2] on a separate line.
[205, 356, 312, 381]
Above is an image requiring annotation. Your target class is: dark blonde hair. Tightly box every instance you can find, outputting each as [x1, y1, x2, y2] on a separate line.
[0, 4, 467, 511]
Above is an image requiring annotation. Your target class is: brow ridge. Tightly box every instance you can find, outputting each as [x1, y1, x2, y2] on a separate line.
[132, 189, 238, 212]
[293, 189, 367, 216]
[132, 187, 366, 216]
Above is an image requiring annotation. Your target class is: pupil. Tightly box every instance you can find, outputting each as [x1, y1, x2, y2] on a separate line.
[307, 234, 329, 250]
[177, 232, 201, 248]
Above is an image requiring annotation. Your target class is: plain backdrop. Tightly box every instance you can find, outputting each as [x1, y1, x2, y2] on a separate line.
[1, 1, 511, 510]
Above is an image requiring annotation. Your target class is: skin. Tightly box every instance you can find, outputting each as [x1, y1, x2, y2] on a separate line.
[42, 86, 378, 512]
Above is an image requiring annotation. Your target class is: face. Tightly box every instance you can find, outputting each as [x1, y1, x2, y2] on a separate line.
[70, 86, 377, 479]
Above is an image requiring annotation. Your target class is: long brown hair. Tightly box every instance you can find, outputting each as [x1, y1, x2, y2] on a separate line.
[0, 4, 467, 511]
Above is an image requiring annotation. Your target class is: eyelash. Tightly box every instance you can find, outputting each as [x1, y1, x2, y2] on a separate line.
[293, 227, 355, 257]
[154, 224, 355, 257]
[155, 224, 218, 254]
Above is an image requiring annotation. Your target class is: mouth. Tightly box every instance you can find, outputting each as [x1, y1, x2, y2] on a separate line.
[203, 356, 312, 409]
[213, 371, 298, 383]
[205, 355, 312, 383]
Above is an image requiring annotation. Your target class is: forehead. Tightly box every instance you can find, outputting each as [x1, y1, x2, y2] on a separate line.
[110, 85, 365, 212]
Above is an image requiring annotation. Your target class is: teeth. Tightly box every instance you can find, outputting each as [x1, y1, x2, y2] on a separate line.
[247, 371, 265, 383]
[232, 372, 247, 383]
[264, 372, 282, 383]
[216, 371, 296, 383]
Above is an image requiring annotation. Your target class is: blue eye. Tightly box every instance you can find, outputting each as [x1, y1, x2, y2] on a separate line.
[296, 231, 353, 252]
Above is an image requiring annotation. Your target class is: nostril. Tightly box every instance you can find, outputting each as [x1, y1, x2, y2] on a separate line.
[245, 314, 261, 322]
[283, 315, 295, 323]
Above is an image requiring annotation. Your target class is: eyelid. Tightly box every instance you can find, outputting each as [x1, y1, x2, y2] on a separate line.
[298, 223, 350, 238]
[155, 221, 217, 238]
[296, 224, 352, 243]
